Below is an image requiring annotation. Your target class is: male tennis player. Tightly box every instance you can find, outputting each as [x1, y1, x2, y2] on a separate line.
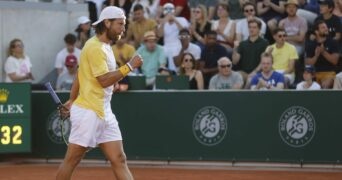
[56, 6, 143, 180]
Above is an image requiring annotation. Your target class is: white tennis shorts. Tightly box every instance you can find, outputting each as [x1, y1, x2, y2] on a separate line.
[69, 104, 122, 148]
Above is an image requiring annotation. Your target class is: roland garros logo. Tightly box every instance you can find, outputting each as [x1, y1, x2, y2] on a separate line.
[279, 106, 315, 148]
[193, 106, 228, 146]
[47, 110, 71, 144]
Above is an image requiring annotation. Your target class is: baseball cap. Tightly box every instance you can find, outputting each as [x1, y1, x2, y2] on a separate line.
[144, 31, 157, 41]
[285, 0, 299, 6]
[65, 54, 78, 67]
[304, 65, 315, 73]
[92, 6, 126, 26]
[318, 0, 334, 7]
[78, 16, 90, 24]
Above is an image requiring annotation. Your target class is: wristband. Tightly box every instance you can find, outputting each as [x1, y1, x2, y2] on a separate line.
[126, 62, 133, 71]
[119, 64, 131, 77]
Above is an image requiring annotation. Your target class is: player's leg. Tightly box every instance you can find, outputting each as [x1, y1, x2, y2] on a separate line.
[56, 143, 88, 180]
[99, 141, 133, 180]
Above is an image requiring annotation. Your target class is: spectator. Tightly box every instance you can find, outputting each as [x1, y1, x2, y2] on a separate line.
[173, 29, 202, 69]
[315, 0, 342, 41]
[56, 55, 77, 90]
[265, 28, 298, 87]
[137, 31, 167, 87]
[157, 0, 191, 20]
[251, 52, 285, 90]
[236, 2, 267, 42]
[211, 2, 236, 52]
[209, 57, 243, 89]
[297, 0, 319, 25]
[224, 0, 246, 20]
[305, 20, 339, 89]
[4, 39, 34, 83]
[296, 65, 321, 90]
[189, 0, 218, 21]
[157, 3, 189, 72]
[189, 4, 212, 48]
[129, 0, 153, 19]
[233, 19, 269, 88]
[55, 34, 81, 76]
[75, 16, 92, 49]
[126, 3, 157, 48]
[199, 30, 230, 89]
[179, 52, 204, 89]
[333, 0, 342, 22]
[333, 71, 342, 89]
[257, 0, 286, 33]
[112, 34, 136, 67]
[279, 0, 308, 55]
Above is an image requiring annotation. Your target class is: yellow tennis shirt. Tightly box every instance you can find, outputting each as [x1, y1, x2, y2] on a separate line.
[74, 36, 116, 120]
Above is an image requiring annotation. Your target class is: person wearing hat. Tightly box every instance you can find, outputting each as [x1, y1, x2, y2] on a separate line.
[56, 6, 143, 180]
[75, 16, 92, 49]
[279, 0, 308, 56]
[296, 65, 321, 90]
[55, 55, 78, 90]
[137, 31, 167, 88]
[314, 0, 342, 41]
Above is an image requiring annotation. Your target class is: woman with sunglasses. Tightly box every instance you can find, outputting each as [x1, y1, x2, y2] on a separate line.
[4, 39, 34, 83]
[190, 4, 212, 48]
[179, 52, 204, 90]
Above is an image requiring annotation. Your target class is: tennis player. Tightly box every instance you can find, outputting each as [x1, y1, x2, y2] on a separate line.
[56, 6, 143, 180]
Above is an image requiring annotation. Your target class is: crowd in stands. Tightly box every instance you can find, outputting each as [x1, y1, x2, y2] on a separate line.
[4, 0, 342, 91]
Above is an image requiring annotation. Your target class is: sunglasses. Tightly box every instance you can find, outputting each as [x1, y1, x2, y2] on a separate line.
[278, 34, 287, 38]
[220, 64, 231, 68]
[183, 58, 193, 62]
[244, 9, 254, 13]
[13, 44, 24, 48]
[179, 35, 190, 39]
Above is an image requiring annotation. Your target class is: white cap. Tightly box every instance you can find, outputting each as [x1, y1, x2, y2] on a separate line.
[78, 16, 90, 24]
[92, 6, 126, 26]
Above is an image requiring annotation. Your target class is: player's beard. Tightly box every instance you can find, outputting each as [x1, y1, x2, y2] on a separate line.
[106, 26, 122, 44]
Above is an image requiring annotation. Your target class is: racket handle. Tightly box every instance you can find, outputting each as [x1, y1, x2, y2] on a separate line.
[44, 82, 62, 106]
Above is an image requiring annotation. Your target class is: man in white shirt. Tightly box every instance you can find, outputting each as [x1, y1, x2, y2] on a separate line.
[55, 33, 81, 76]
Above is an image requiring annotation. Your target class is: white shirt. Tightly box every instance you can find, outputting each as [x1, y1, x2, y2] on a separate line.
[173, 42, 202, 60]
[4, 55, 32, 83]
[55, 47, 81, 74]
[236, 17, 266, 41]
[296, 81, 321, 90]
[163, 17, 189, 46]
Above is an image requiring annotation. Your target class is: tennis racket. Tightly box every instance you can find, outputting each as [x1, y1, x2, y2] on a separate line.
[45, 82, 69, 145]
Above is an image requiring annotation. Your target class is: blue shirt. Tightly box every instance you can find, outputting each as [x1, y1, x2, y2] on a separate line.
[137, 44, 166, 78]
[251, 71, 285, 89]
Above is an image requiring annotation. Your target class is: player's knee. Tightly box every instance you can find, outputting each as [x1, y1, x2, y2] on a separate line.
[65, 153, 83, 167]
[109, 152, 127, 167]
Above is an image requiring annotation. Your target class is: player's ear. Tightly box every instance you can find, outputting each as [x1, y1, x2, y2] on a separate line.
[104, 19, 111, 29]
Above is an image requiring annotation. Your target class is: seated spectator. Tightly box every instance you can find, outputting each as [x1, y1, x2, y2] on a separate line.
[189, 0, 218, 21]
[211, 2, 236, 52]
[233, 19, 269, 88]
[265, 28, 298, 87]
[126, 3, 157, 48]
[279, 0, 308, 55]
[157, 3, 189, 72]
[199, 30, 230, 89]
[56, 55, 77, 90]
[157, 0, 191, 20]
[333, 0, 342, 22]
[209, 57, 243, 90]
[333, 71, 342, 89]
[75, 16, 92, 49]
[173, 29, 201, 69]
[179, 52, 204, 89]
[235, 2, 267, 42]
[189, 4, 212, 48]
[4, 39, 34, 83]
[112, 34, 136, 68]
[296, 65, 321, 90]
[55, 34, 81, 76]
[251, 52, 285, 90]
[314, 0, 342, 41]
[137, 31, 167, 87]
[257, 0, 286, 33]
[305, 20, 339, 89]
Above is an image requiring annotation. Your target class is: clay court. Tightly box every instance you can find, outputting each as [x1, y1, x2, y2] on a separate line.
[1, 161, 342, 180]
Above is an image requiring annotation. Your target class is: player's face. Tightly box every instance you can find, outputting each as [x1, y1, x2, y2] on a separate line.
[106, 18, 126, 42]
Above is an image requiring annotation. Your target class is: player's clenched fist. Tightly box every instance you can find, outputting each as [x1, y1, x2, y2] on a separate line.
[128, 54, 143, 69]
